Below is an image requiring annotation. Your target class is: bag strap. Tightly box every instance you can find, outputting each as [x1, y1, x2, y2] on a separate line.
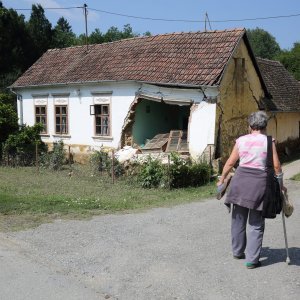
[266, 135, 274, 172]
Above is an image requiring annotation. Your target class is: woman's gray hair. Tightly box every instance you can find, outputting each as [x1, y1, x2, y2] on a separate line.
[248, 111, 268, 130]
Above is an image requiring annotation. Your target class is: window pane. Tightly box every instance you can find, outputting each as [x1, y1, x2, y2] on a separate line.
[56, 125, 60, 133]
[62, 106, 67, 115]
[102, 105, 109, 115]
[96, 125, 101, 135]
[95, 105, 101, 114]
[95, 116, 101, 126]
[41, 106, 46, 114]
[56, 106, 60, 114]
[103, 116, 109, 126]
[36, 107, 40, 114]
[103, 126, 109, 135]
[61, 116, 67, 133]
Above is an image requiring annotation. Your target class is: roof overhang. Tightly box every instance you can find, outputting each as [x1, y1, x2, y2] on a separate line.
[10, 79, 217, 91]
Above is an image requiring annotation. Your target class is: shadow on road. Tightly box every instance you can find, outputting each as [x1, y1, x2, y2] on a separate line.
[261, 247, 300, 266]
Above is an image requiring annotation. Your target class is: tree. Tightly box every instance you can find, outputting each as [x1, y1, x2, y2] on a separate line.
[102, 24, 139, 43]
[52, 17, 76, 48]
[103, 26, 123, 42]
[247, 28, 281, 60]
[89, 28, 104, 44]
[277, 43, 300, 80]
[122, 24, 137, 39]
[0, 93, 18, 157]
[27, 4, 53, 62]
[0, 3, 32, 90]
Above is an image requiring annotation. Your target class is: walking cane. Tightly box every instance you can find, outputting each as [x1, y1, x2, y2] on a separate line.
[281, 193, 291, 264]
[277, 173, 291, 264]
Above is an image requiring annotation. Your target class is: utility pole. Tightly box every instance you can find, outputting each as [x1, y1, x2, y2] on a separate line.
[84, 3, 88, 51]
[204, 12, 212, 32]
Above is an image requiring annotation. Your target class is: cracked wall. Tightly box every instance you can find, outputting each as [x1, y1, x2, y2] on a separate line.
[217, 39, 265, 161]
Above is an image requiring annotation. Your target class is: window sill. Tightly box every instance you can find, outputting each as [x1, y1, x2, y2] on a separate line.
[92, 136, 113, 141]
[52, 134, 71, 139]
[40, 134, 50, 137]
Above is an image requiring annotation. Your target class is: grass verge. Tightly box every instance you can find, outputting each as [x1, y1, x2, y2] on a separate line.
[0, 165, 215, 231]
[291, 173, 300, 181]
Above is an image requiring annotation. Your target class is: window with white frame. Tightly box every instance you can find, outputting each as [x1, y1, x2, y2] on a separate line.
[90, 93, 111, 136]
[35, 105, 47, 133]
[94, 104, 110, 136]
[55, 105, 68, 134]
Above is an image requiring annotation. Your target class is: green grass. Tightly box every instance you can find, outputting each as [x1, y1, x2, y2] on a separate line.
[291, 173, 300, 181]
[0, 165, 215, 231]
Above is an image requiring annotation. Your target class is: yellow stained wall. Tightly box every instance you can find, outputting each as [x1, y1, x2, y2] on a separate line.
[268, 112, 300, 143]
[217, 39, 265, 160]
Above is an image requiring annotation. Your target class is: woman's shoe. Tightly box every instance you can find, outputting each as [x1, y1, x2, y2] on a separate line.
[233, 253, 245, 259]
[245, 261, 261, 269]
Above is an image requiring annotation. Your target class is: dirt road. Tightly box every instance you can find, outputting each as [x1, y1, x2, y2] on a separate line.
[1, 178, 299, 299]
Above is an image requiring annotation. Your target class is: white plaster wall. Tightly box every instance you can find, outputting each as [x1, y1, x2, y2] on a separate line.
[188, 102, 217, 159]
[16, 82, 219, 156]
[17, 82, 139, 150]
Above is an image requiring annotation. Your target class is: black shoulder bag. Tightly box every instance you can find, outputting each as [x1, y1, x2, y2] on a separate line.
[262, 136, 282, 219]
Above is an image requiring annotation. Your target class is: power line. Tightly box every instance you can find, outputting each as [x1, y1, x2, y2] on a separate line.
[88, 8, 300, 23]
[12, 6, 300, 23]
[14, 7, 82, 11]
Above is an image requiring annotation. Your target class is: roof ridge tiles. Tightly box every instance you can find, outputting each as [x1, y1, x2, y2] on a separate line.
[45, 28, 246, 53]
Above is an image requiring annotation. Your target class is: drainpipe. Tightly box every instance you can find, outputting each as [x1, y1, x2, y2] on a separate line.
[10, 89, 23, 126]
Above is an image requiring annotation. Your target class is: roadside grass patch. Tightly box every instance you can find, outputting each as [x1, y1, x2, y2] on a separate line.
[291, 173, 300, 181]
[0, 164, 215, 231]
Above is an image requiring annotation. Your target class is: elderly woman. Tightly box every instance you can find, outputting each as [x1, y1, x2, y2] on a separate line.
[217, 111, 285, 269]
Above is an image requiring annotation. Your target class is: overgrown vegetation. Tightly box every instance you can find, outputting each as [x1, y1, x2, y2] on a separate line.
[0, 164, 216, 231]
[90, 149, 125, 178]
[40, 140, 66, 170]
[137, 153, 212, 189]
[2, 123, 46, 166]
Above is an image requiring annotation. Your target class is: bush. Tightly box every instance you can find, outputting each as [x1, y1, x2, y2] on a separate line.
[136, 153, 212, 189]
[168, 153, 189, 188]
[169, 153, 211, 188]
[3, 123, 46, 166]
[40, 140, 66, 170]
[138, 156, 166, 188]
[90, 149, 124, 178]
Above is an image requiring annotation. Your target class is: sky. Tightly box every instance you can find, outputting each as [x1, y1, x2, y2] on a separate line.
[3, 0, 300, 50]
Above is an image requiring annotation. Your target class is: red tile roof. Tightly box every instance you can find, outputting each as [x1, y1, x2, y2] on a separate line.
[12, 29, 246, 88]
[257, 58, 300, 111]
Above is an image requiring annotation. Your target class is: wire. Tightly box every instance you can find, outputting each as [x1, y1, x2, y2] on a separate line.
[12, 6, 300, 23]
[14, 7, 82, 11]
[88, 8, 300, 23]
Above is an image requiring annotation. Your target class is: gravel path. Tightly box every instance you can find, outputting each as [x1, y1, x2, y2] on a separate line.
[1, 179, 300, 300]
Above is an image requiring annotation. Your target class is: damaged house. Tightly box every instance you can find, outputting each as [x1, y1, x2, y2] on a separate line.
[257, 58, 300, 154]
[10, 28, 269, 163]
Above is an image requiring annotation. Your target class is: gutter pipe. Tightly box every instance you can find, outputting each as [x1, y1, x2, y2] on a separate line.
[10, 88, 23, 126]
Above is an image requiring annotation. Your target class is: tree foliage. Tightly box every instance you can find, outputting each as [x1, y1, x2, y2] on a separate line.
[52, 17, 76, 48]
[26, 4, 53, 62]
[247, 27, 281, 60]
[0, 93, 18, 156]
[276, 43, 300, 80]
[0, 3, 32, 91]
